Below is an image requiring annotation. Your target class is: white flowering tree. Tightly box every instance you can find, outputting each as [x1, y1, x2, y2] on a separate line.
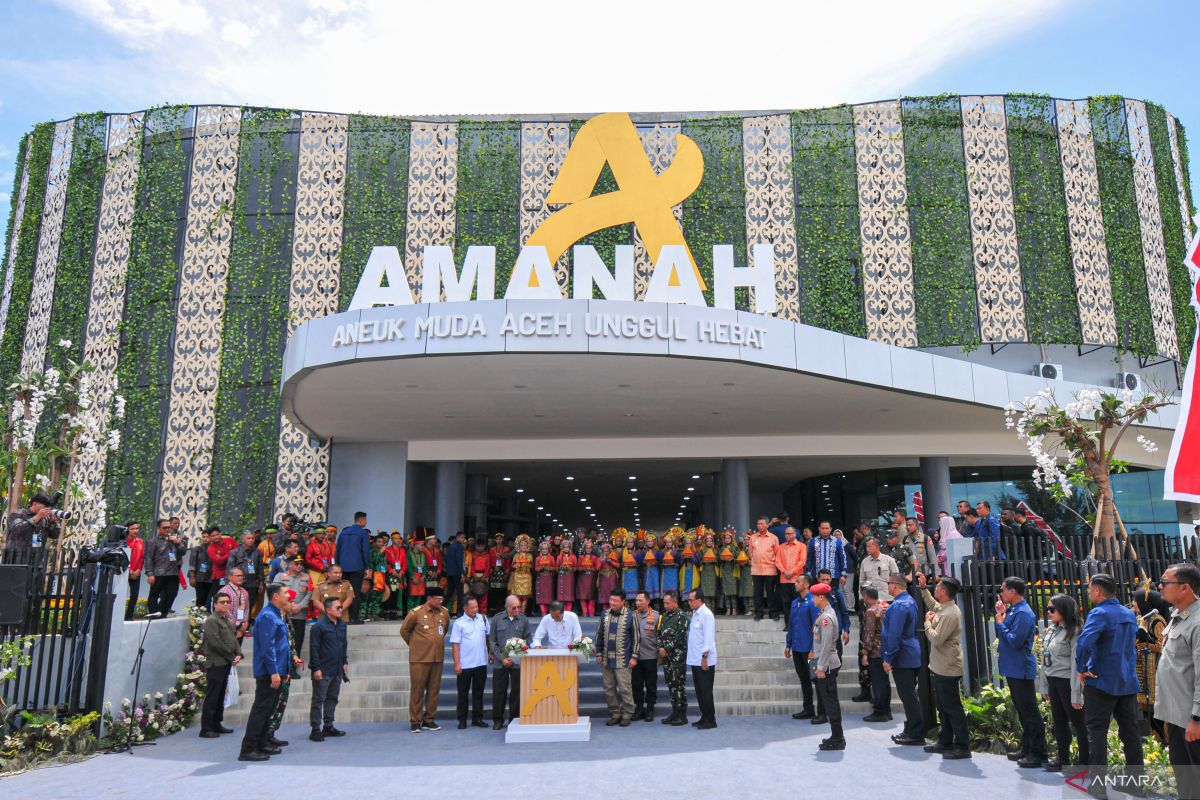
[1004, 386, 1173, 559]
[1, 340, 124, 542]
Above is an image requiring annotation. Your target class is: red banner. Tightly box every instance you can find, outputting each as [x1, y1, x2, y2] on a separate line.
[1165, 215, 1200, 502]
[1016, 501, 1074, 558]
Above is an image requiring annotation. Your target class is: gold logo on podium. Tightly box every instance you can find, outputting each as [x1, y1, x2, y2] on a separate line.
[520, 658, 576, 717]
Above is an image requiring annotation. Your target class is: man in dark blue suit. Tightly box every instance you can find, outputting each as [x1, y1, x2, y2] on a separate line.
[994, 576, 1046, 768]
[883, 572, 923, 744]
[336, 511, 372, 624]
[239, 583, 292, 762]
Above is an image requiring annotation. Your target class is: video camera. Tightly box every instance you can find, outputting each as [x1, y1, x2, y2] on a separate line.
[289, 518, 323, 534]
[81, 543, 130, 571]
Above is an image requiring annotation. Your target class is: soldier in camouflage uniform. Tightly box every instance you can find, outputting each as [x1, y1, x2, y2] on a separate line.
[879, 530, 915, 584]
[657, 589, 691, 725]
[265, 589, 303, 745]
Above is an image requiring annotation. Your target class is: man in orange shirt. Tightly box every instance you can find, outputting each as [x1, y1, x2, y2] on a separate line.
[774, 527, 806, 629]
[748, 516, 780, 622]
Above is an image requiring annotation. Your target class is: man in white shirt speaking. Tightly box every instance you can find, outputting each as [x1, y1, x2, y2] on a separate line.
[450, 596, 491, 729]
[686, 589, 718, 729]
[531, 601, 583, 648]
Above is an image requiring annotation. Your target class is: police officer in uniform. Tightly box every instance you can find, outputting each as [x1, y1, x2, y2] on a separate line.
[658, 590, 690, 726]
[811, 583, 845, 751]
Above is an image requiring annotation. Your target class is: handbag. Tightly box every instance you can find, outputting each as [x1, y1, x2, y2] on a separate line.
[224, 667, 240, 709]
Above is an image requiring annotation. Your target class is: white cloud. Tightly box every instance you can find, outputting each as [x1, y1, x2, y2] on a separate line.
[37, 0, 1070, 114]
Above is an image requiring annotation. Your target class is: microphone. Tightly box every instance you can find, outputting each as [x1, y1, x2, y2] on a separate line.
[144, 612, 164, 619]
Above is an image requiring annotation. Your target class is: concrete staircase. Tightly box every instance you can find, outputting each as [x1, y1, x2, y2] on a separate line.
[224, 614, 893, 725]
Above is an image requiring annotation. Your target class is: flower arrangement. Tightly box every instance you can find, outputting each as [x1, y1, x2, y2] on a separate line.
[500, 637, 529, 658]
[100, 605, 207, 746]
[0, 710, 99, 773]
[567, 636, 595, 657]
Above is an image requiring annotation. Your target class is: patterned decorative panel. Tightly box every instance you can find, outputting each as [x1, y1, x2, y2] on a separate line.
[519, 122, 570, 297]
[1167, 114, 1194, 243]
[0, 156, 32, 340]
[273, 112, 348, 522]
[742, 115, 800, 320]
[404, 122, 457, 302]
[1055, 99, 1118, 346]
[1124, 99, 1179, 359]
[67, 113, 144, 534]
[156, 106, 242, 537]
[632, 123, 682, 300]
[853, 101, 918, 347]
[19, 120, 74, 375]
[960, 96, 1027, 343]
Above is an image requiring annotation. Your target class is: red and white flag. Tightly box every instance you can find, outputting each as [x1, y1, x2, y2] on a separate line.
[1017, 501, 1074, 558]
[1165, 215, 1200, 502]
[912, 491, 924, 526]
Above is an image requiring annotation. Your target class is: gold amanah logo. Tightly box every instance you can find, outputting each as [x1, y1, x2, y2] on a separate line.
[525, 113, 707, 290]
[519, 658, 577, 717]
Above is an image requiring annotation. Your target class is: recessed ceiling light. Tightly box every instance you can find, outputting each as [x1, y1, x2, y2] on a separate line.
[623, 413, 635, 417]
[566, 476, 574, 481]
[503, 476, 511, 481]
[516, 488, 524, 493]
[528, 498, 535, 503]
[722, 382, 735, 387]
[630, 488, 637, 493]
[691, 475, 700, 479]
[537, 506, 543, 510]
[679, 505, 685, 509]
[971, 472, 980, 476]
[687, 487, 695, 491]
[585, 506, 591, 510]
[629, 475, 637, 480]
[574, 488, 579, 492]
[632, 498, 638, 503]
[444, 414, 456, 419]
[618, 384, 631, 388]
[581, 497, 587, 502]
[513, 385, 526, 389]
[405, 384, 419, 389]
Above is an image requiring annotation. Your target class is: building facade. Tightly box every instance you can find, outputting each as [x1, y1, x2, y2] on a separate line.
[0, 97, 1195, 541]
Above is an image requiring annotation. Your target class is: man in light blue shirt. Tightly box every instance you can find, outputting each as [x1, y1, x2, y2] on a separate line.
[994, 575, 1046, 767]
[686, 589, 718, 729]
[450, 596, 491, 728]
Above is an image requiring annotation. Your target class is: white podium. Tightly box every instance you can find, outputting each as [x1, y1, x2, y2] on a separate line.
[505, 648, 591, 743]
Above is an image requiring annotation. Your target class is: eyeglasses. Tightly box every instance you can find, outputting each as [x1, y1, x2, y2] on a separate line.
[1159, 580, 1186, 587]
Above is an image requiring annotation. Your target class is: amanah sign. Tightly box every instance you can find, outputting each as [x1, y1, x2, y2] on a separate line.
[347, 112, 779, 315]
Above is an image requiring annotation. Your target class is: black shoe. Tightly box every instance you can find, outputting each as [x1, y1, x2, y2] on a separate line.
[810, 716, 828, 725]
[1017, 755, 1045, 769]
[410, 723, 422, 733]
[891, 735, 923, 745]
[644, 708, 655, 722]
[421, 721, 441, 731]
[472, 719, 488, 728]
[696, 721, 717, 730]
[818, 737, 846, 751]
[309, 730, 325, 742]
[199, 730, 220, 739]
[1043, 758, 1062, 773]
[754, 615, 764, 622]
[850, 693, 871, 703]
[493, 720, 505, 730]
[631, 708, 645, 722]
[267, 735, 288, 747]
[660, 713, 678, 725]
[943, 748, 972, 760]
[669, 717, 688, 726]
[606, 718, 621, 726]
[259, 744, 282, 755]
[863, 713, 890, 722]
[238, 751, 270, 762]
[691, 721, 701, 727]
[924, 743, 949, 753]
[1006, 751, 1026, 762]
[322, 726, 345, 737]
[457, 721, 467, 729]
[792, 709, 815, 720]
[217, 725, 234, 734]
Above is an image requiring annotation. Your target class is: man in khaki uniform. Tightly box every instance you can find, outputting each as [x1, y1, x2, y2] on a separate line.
[400, 586, 450, 732]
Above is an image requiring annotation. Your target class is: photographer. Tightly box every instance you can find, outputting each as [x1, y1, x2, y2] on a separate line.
[4, 491, 62, 551]
[145, 518, 186, 616]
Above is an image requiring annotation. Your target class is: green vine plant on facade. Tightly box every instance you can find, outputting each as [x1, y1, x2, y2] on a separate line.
[1146, 102, 1195, 363]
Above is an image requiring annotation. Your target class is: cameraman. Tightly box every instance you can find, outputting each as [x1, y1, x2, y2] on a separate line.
[145, 518, 186, 616]
[4, 492, 62, 551]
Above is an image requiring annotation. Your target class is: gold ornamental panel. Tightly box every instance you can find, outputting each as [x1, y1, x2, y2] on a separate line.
[1167, 114, 1194, 243]
[20, 119, 75, 375]
[1054, 100, 1118, 346]
[0, 153, 32, 339]
[156, 106, 242, 539]
[633, 123, 683, 300]
[742, 115, 800, 320]
[853, 101, 918, 347]
[960, 96, 1027, 343]
[67, 113, 145, 536]
[404, 122, 458, 302]
[1125, 100, 1178, 359]
[273, 112, 349, 522]
[519, 122, 571, 297]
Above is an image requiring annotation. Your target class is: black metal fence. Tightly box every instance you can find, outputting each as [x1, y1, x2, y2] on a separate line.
[0, 546, 117, 728]
[959, 533, 1195, 692]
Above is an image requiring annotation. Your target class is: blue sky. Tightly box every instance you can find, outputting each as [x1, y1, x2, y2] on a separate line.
[0, 0, 1197, 246]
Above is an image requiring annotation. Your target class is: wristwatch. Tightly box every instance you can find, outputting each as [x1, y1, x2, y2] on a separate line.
[1191, 714, 1200, 723]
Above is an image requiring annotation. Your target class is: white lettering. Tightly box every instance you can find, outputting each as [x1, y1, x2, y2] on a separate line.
[422, 245, 496, 303]
[644, 244, 706, 306]
[505, 246, 562, 300]
[572, 245, 634, 301]
[348, 246, 415, 309]
[714, 243, 777, 314]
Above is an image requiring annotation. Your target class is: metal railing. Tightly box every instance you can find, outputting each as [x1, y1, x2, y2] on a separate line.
[0, 546, 117, 727]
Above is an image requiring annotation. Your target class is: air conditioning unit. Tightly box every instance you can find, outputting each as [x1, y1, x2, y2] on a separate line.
[1116, 372, 1142, 393]
[1036, 363, 1063, 380]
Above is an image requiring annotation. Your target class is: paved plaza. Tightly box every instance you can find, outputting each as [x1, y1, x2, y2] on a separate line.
[3, 716, 1074, 799]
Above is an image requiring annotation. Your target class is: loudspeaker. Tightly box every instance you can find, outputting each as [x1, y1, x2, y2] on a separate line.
[0, 565, 29, 624]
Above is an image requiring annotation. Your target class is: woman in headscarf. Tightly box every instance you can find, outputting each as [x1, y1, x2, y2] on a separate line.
[935, 515, 961, 573]
[1133, 587, 1172, 740]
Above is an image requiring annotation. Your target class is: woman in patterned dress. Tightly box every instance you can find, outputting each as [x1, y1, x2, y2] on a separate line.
[596, 543, 620, 609]
[737, 532, 754, 616]
[698, 533, 720, 610]
[642, 533, 662, 602]
[575, 539, 598, 617]
[660, 535, 679, 603]
[556, 540, 577, 612]
[718, 529, 740, 615]
[508, 535, 535, 614]
[534, 540, 557, 615]
[678, 535, 700, 596]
